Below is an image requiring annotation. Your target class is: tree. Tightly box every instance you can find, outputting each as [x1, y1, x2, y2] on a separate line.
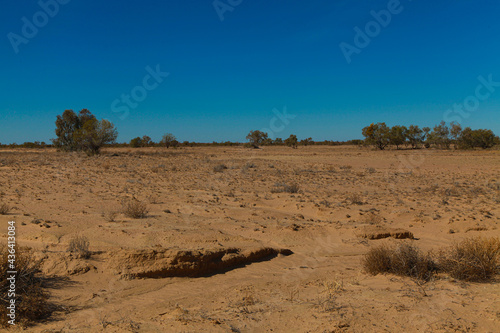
[428, 121, 451, 149]
[141, 135, 153, 147]
[161, 133, 177, 148]
[73, 118, 118, 155]
[130, 137, 143, 148]
[52, 110, 82, 151]
[246, 130, 268, 148]
[406, 125, 425, 149]
[450, 122, 462, 147]
[458, 128, 499, 149]
[52, 109, 116, 155]
[300, 137, 313, 146]
[273, 138, 283, 145]
[284, 134, 298, 148]
[389, 125, 408, 149]
[362, 123, 390, 150]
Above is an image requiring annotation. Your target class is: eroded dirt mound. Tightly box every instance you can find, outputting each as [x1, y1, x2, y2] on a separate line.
[356, 226, 414, 240]
[109, 247, 293, 278]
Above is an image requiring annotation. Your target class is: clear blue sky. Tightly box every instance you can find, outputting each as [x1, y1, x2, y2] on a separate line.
[1, 0, 500, 144]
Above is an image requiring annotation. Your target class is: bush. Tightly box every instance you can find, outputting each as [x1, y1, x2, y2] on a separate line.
[363, 242, 436, 281]
[68, 236, 91, 259]
[0, 203, 10, 215]
[0, 248, 50, 327]
[440, 237, 500, 282]
[271, 182, 299, 194]
[123, 199, 149, 219]
[213, 164, 228, 172]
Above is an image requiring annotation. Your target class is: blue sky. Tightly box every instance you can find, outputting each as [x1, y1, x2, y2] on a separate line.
[1, 0, 500, 144]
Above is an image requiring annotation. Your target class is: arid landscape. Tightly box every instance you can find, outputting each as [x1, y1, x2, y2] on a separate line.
[1, 145, 499, 332]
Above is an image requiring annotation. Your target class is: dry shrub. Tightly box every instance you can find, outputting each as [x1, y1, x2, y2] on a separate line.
[103, 210, 119, 222]
[0, 248, 50, 327]
[0, 203, 10, 215]
[271, 182, 299, 194]
[440, 237, 500, 282]
[123, 199, 149, 219]
[363, 242, 436, 281]
[213, 164, 228, 173]
[68, 236, 91, 259]
[346, 193, 363, 205]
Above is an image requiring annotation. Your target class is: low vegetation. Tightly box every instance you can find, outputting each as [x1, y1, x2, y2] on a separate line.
[68, 236, 91, 259]
[363, 242, 436, 281]
[122, 199, 149, 219]
[439, 237, 500, 282]
[362, 121, 499, 150]
[0, 248, 50, 327]
[364, 237, 500, 282]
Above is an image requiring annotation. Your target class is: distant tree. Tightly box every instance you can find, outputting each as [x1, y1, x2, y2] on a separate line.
[284, 134, 298, 148]
[406, 125, 425, 149]
[52, 109, 116, 155]
[428, 121, 451, 149]
[449, 122, 462, 148]
[458, 128, 499, 149]
[52, 110, 83, 151]
[362, 123, 390, 150]
[262, 137, 273, 146]
[141, 135, 153, 147]
[160, 133, 177, 148]
[73, 118, 118, 155]
[130, 137, 143, 148]
[389, 125, 408, 149]
[273, 138, 283, 145]
[246, 130, 268, 148]
[300, 137, 313, 146]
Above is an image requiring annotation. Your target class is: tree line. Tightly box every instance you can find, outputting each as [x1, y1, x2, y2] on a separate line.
[362, 122, 500, 150]
[1, 110, 498, 153]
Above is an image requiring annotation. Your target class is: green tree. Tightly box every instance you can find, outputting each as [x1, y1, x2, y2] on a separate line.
[450, 122, 462, 148]
[130, 137, 143, 148]
[428, 121, 451, 149]
[161, 133, 177, 148]
[52, 110, 82, 151]
[284, 134, 298, 148]
[53, 109, 115, 155]
[406, 125, 425, 149]
[246, 130, 268, 148]
[389, 125, 408, 149]
[362, 123, 390, 150]
[141, 135, 153, 147]
[300, 137, 313, 146]
[73, 118, 118, 155]
[273, 138, 283, 145]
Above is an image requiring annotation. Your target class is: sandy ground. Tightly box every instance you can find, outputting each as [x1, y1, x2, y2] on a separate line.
[0, 146, 499, 332]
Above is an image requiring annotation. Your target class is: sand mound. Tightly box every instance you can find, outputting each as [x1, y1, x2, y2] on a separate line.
[108, 247, 293, 278]
[356, 226, 414, 240]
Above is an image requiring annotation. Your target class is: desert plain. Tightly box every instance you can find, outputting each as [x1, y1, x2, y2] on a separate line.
[0, 145, 499, 332]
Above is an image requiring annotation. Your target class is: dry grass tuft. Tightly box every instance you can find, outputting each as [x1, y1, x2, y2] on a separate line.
[271, 182, 299, 194]
[213, 164, 228, 173]
[0, 248, 50, 327]
[0, 203, 10, 215]
[363, 242, 436, 281]
[347, 193, 363, 205]
[68, 236, 91, 259]
[123, 199, 149, 219]
[439, 237, 500, 282]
